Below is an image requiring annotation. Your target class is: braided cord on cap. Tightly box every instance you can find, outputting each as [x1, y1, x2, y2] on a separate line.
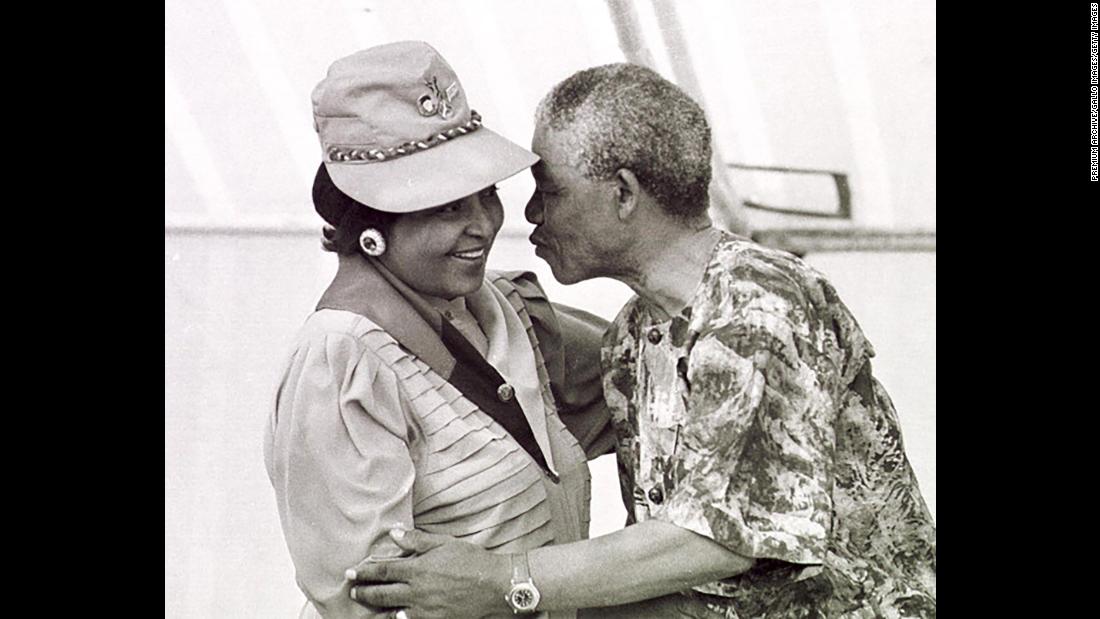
[327, 111, 483, 164]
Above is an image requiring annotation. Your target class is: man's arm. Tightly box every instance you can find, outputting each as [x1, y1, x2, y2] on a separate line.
[547, 301, 617, 458]
[527, 520, 753, 608]
[348, 521, 753, 617]
[496, 270, 617, 458]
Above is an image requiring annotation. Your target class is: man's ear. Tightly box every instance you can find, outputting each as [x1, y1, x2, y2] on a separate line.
[614, 169, 641, 221]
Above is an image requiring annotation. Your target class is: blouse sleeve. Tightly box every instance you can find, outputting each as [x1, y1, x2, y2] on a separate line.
[266, 330, 415, 618]
[497, 270, 616, 459]
[659, 291, 836, 566]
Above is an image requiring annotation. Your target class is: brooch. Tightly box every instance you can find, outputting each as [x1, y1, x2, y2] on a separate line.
[417, 76, 459, 119]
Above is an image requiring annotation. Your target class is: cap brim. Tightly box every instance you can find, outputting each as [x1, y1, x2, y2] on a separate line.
[325, 127, 539, 213]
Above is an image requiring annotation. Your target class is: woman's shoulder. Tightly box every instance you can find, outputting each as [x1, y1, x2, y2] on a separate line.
[486, 270, 554, 333]
[291, 309, 406, 365]
[293, 309, 374, 344]
[486, 269, 547, 301]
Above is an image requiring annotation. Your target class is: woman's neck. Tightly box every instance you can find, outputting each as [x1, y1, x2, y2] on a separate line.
[422, 294, 468, 318]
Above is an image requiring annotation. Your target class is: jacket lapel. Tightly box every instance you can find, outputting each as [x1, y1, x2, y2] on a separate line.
[315, 256, 554, 477]
[316, 256, 455, 379]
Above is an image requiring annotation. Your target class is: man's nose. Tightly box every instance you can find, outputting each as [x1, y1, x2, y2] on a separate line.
[524, 193, 543, 224]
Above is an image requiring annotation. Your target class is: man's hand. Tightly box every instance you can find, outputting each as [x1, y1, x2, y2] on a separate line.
[346, 528, 510, 619]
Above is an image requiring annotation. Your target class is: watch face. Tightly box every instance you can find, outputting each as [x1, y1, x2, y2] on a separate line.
[509, 583, 540, 612]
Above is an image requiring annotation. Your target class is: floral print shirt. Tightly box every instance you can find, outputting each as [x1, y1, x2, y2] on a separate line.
[600, 232, 936, 618]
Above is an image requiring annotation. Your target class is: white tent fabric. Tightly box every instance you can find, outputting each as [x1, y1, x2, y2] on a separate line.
[166, 0, 936, 235]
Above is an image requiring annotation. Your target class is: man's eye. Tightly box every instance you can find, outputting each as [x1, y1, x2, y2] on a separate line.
[479, 185, 499, 199]
[437, 202, 462, 214]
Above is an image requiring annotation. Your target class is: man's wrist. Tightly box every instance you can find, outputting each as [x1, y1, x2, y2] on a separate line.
[489, 552, 514, 614]
[505, 551, 542, 613]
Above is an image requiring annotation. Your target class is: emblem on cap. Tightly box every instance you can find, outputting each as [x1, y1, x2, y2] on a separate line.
[417, 76, 459, 119]
[417, 94, 437, 116]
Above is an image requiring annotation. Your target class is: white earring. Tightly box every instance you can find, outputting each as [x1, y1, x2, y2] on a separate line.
[359, 228, 387, 256]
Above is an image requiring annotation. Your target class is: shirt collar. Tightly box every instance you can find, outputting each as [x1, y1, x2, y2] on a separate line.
[316, 255, 456, 379]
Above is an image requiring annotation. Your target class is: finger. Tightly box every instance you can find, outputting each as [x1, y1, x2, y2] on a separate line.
[350, 582, 414, 609]
[347, 556, 411, 583]
[342, 603, 398, 619]
[389, 527, 452, 553]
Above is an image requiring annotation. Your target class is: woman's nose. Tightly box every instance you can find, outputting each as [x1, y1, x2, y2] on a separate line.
[465, 197, 496, 237]
[524, 193, 543, 224]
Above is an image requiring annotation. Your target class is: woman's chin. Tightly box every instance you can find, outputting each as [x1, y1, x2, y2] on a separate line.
[441, 272, 486, 299]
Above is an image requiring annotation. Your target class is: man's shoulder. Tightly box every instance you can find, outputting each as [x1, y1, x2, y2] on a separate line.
[714, 234, 824, 287]
[701, 234, 874, 366]
[701, 234, 841, 315]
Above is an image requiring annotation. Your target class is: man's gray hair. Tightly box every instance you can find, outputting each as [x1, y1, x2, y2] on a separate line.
[535, 63, 712, 219]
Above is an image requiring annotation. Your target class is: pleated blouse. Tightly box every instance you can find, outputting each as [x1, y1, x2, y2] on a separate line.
[265, 273, 598, 619]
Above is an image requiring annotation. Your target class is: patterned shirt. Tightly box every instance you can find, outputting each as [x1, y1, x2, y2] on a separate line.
[600, 232, 936, 618]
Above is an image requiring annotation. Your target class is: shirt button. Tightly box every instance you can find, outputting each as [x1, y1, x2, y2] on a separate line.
[443, 310, 454, 320]
[497, 383, 514, 402]
[647, 486, 664, 504]
[647, 328, 663, 344]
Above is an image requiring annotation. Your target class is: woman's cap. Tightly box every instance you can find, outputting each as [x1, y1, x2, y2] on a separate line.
[312, 41, 538, 213]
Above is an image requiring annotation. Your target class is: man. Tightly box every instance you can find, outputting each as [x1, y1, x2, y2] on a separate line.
[348, 63, 936, 618]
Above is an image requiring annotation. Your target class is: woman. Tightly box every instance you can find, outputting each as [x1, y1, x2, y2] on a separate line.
[264, 42, 611, 618]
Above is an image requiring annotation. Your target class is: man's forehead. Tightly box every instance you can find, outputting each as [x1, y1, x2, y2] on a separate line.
[532, 151, 578, 175]
[532, 126, 575, 161]
[532, 125, 593, 187]
[531, 157, 579, 186]
[531, 157, 566, 173]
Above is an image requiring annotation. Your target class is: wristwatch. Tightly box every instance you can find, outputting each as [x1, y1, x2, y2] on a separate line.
[505, 552, 541, 614]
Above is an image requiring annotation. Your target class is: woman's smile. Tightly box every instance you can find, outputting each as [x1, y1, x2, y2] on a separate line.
[380, 187, 504, 299]
[450, 246, 487, 260]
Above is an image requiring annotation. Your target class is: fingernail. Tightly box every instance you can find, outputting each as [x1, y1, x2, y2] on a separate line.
[345, 568, 356, 580]
[390, 527, 405, 539]
[349, 586, 358, 600]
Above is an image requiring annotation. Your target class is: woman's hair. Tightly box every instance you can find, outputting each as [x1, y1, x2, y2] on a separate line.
[312, 163, 400, 255]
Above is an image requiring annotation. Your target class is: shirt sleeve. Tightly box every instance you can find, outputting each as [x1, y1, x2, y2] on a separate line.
[658, 294, 835, 566]
[266, 331, 415, 618]
[497, 270, 616, 459]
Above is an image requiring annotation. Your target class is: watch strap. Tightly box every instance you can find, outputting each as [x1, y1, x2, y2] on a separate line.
[506, 552, 540, 614]
[510, 551, 532, 585]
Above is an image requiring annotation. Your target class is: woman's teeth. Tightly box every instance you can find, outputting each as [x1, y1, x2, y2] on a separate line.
[452, 248, 485, 259]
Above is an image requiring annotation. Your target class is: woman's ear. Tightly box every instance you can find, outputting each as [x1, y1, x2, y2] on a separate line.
[614, 168, 641, 221]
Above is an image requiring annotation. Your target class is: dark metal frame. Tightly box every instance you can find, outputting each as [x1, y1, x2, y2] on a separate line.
[727, 163, 852, 219]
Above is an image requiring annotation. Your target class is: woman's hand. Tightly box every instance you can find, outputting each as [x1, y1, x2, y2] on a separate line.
[347, 528, 510, 619]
